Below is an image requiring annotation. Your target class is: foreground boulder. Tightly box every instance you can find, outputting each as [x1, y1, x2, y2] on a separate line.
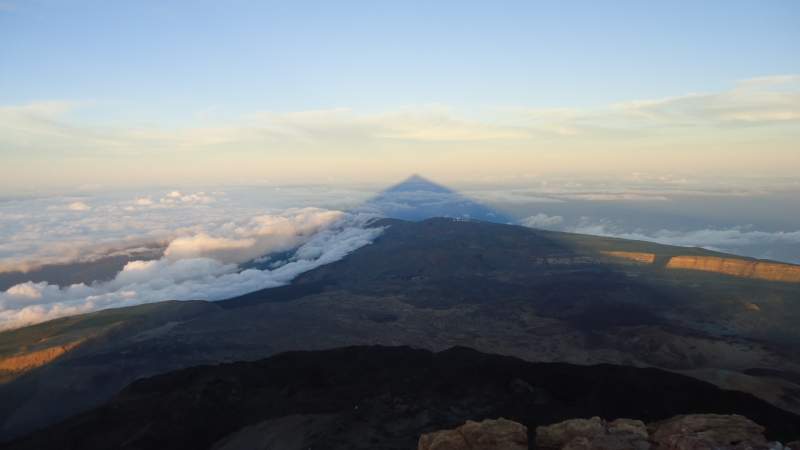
[536, 416, 650, 450]
[418, 418, 527, 450]
[423, 414, 798, 450]
[535, 417, 605, 449]
[649, 414, 767, 450]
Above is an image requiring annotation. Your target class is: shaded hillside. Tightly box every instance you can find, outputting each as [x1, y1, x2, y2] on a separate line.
[4, 346, 800, 450]
[1, 218, 800, 440]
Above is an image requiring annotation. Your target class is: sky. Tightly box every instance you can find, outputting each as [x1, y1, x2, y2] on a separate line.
[1, 0, 799, 192]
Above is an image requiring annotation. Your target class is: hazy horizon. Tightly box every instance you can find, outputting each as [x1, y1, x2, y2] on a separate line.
[1, 1, 799, 193]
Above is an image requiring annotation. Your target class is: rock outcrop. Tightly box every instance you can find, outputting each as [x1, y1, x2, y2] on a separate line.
[666, 256, 800, 283]
[0, 340, 83, 382]
[418, 418, 527, 450]
[649, 414, 767, 450]
[536, 416, 650, 450]
[602, 251, 656, 264]
[422, 414, 797, 450]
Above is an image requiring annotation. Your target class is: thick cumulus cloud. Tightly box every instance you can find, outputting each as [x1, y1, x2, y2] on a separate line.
[0, 211, 382, 330]
[162, 209, 344, 264]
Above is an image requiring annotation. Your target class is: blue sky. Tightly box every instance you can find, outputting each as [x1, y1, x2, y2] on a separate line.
[2, 0, 798, 121]
[0, 0, 798, 190]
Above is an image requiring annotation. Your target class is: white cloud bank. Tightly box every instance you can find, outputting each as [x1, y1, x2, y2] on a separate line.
[570, 220, 800, 251]
[0, 205, 383, 331]
[0, 187, 367, 274]
[518, 214, 800, 263]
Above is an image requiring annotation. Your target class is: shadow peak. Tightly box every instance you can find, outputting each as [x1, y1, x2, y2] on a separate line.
[358, 174, 509, 223]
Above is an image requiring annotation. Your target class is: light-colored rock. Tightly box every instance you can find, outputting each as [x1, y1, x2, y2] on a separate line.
[650, 414, 767, 450]
[418, 429, 469, 450]
[418, 418, 527, 450]
[602, 251, 656, 264]
[562, 436, 592, 450]
[564, 433, 650, 450]
[608, 418, 648, 438]
[535, 417, 606, 450]
[422, 414, 782, 450]
[538, 417, 650, 450]
[665, 255, 800, 283]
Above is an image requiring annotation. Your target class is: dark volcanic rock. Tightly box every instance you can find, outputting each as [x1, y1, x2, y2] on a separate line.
[3, 218, 800, 441]
[3, 346, 800, 450]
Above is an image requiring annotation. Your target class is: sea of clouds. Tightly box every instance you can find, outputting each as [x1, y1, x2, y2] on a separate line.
[0, 188, 381, 330]
[522, 221, 800, 264]
[1, 177, 799, 331]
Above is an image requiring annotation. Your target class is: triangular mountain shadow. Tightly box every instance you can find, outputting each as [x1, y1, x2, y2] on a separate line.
[356, 174, 510, 223]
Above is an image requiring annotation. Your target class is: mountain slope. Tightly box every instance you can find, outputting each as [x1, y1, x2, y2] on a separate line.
[1, 218, 800, 440]
[4, 346, 799, 450]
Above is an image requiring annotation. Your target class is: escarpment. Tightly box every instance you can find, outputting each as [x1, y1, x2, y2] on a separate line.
[601, 251, 656, 264]
[666, 256, 800, 283]
[0, 340, 83, 382]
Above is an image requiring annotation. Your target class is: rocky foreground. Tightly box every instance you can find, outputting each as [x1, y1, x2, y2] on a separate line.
[4, 346, 800, 449]
[420, 415, 800, 450]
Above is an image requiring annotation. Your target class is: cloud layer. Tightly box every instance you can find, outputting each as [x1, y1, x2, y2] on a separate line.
[0, 208, 382, 329]
[520, 214, 800, 264]
[570, 220, 800, 253]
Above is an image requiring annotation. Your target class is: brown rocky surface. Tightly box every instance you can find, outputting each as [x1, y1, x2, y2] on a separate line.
[434, 414, 799, 450]
[3, 219, 800, 441]
[535, 417, 606, 449]
[0, 340, 83, 382]
[418, 418, 527, 450]
[602, 251, 656, 264]
[537, 417, 650, 450]
[666, 256, 800, 283]
[649, 414, 768, 450]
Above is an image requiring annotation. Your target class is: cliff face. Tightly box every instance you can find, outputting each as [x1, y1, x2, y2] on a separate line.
[666, 256, 800, 283]
[601, 251, 656, 264]
[0, 340, 83, 382]
[598, 248, 800, 283]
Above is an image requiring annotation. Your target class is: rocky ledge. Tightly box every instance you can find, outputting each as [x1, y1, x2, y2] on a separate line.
[419, 415, 800, 450]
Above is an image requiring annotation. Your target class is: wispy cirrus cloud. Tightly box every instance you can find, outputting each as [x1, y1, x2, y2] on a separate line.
[512, 74, 800, 134]
[615, 75, 800, 126]
[1, 75, 798, 191]
[3, 75, 795, 155]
